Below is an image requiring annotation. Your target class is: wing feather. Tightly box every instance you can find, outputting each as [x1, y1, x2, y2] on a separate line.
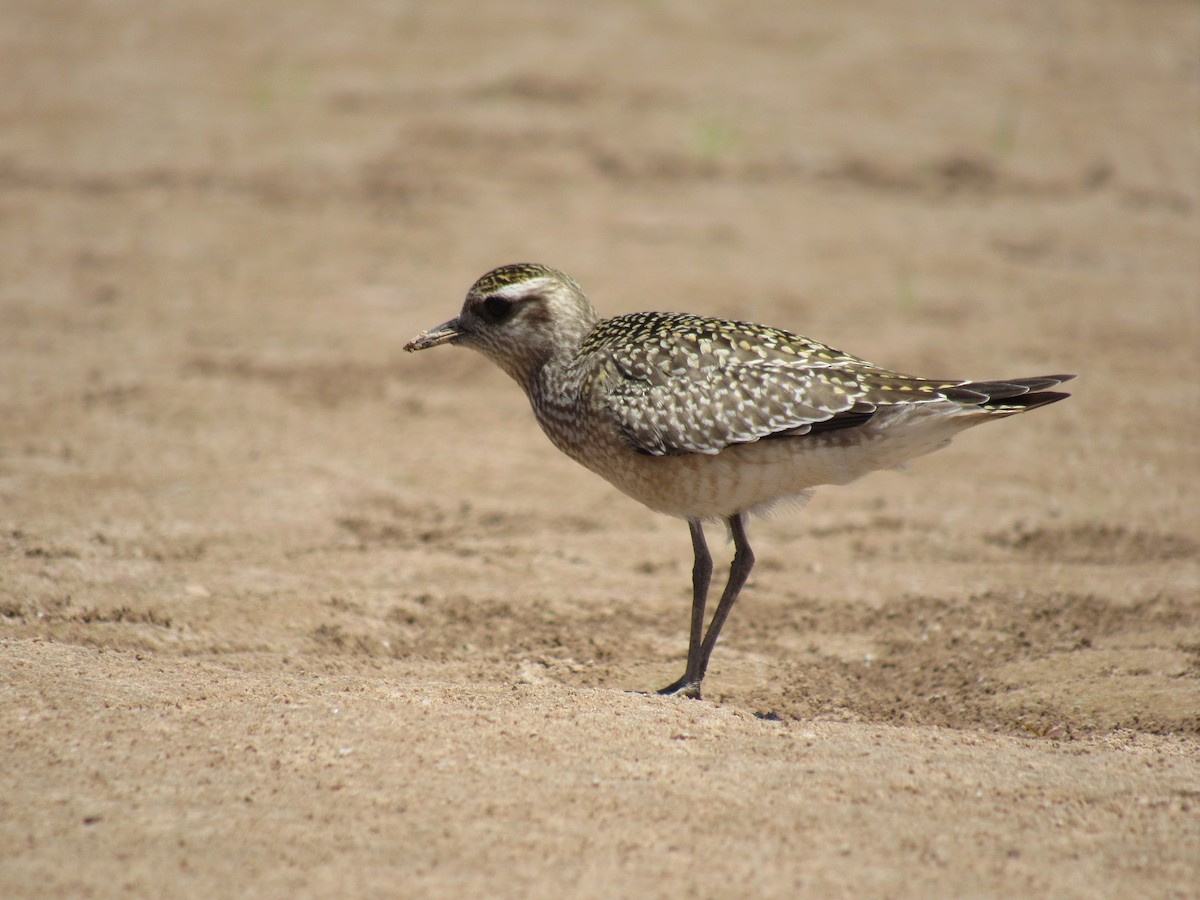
[579, 312, 1074, 457]
[583, 313, 882, 456]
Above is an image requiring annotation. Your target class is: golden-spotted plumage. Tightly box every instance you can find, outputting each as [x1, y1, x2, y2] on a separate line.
[405, 263, 1073, 698]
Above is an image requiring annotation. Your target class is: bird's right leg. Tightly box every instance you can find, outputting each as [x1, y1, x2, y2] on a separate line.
[656, 518, 712, 699]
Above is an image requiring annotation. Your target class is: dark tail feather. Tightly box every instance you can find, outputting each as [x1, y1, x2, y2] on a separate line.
[986, 390, 1072, 411]
[943, 374, 1075, 410]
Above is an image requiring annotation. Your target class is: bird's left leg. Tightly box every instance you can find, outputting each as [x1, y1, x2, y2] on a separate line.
[658, 513, 755, 699]
[656, 518, 712, 698]
[694, 513, 755, 685]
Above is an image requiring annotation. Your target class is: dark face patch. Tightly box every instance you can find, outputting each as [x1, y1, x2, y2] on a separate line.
[469, 291, 553, 333]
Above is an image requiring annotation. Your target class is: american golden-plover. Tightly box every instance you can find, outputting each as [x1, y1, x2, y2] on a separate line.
[405, 263, 1072, 699]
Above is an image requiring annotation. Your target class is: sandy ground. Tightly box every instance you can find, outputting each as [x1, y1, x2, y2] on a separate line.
[2, 1, 1199, 896]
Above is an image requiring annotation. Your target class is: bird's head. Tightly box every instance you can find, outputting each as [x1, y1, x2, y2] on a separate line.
[405, 263, 600, 385]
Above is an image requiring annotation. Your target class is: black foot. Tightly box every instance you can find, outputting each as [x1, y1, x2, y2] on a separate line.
[656, 676, 703, 699]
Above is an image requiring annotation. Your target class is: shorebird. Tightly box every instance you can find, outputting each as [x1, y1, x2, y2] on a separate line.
[405, 263, 1072, 699]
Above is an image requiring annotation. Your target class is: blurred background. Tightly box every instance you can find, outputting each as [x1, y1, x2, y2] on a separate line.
[5, 0, 1194, 361]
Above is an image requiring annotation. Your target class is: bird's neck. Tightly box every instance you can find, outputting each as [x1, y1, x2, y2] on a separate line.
[507, 311, 599, 394]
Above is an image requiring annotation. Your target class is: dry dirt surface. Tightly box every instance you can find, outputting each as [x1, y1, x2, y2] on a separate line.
[3, 1, 1199, 897]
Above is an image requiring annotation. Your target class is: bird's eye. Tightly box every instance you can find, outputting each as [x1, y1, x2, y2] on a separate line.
[481, 297, 514, 322]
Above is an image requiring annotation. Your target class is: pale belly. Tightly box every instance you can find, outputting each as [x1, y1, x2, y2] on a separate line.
[545, 403, 988, 521]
